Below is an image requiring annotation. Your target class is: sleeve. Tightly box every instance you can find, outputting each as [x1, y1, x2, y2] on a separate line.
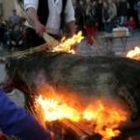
[24, 0, 39, 11]
[0, 89, 50, 140]
[64, 0, 76, 23]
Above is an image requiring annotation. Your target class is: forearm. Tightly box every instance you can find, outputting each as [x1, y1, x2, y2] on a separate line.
[64, 0, 76, 37]
[26, 7, 46, 36]
[66, 21, 76, 37]
[26, 7, 40, 27]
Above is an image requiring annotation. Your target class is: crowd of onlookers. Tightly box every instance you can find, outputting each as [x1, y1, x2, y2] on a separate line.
[1, 0, 140, 47]
[74, 0, 140, 45]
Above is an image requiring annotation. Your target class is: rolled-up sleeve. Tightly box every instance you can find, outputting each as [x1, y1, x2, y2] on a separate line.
[24, 0, 39, 11]
[65, 0, 75, 23]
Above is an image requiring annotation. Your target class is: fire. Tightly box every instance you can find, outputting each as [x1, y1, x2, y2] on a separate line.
[126, 46, 140, 60]
[35, 95, 128, 140]
[36, 96, 81, 122]
[52, 31, 84, 54]
[83, 101, 127, 140]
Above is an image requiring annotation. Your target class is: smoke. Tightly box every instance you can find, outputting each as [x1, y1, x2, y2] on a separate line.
[30, 69, 130, 115]
[30, 69, 48, 93]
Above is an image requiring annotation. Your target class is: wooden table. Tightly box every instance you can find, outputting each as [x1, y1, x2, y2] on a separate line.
[99, 32, 131, 55]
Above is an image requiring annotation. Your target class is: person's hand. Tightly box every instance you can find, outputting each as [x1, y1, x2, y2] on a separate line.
[34, 21, 46, 37]
[0, 76, 14, 93]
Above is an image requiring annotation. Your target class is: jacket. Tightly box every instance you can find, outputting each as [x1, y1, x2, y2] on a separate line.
[0, 89, 50, 140]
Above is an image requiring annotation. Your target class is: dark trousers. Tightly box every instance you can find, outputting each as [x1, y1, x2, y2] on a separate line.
[25, 27, 45, 48]
[104, 22, 113, 33]
[86, 26, 97, 45]
[25, 27, 61, 48]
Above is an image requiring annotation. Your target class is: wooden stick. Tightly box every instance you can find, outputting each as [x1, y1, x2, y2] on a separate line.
[46, 120, 100, 140]
[72, 121, 95, 136]
[61, 120, 88, 139]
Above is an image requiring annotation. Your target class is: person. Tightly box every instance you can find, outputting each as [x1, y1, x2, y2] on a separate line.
[75, 1, 85, 34]
[134, 0, 140, 29]
[102, 1, 110, 32]
[105, 0, 117, 32]
[0, 15, 8, 47]
[9, 9, 21, 26]
[123, 16, 137, 33]
[85, 0, 98, 46]
[23, 0, 76, 48]
[97, 0, 103, 31]
[0, 87, 52, 140]
[118, 0, 130, 26]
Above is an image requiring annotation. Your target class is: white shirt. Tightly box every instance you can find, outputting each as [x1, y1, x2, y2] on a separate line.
[8, 89, 25, 108]
[24, 0, 75, 35]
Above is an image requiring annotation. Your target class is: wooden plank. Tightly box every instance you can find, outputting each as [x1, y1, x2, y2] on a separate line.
[72, 121, 95, 136]
[46, 120, 101, 140]
[46, 120, 88, 140]
[62, 120, 89, 140]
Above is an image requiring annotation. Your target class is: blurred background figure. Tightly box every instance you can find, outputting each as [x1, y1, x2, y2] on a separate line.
[97, 0, 103, 31]
[134, 0, 140, 29]
[75, 0, 86, 34]
[106, 0, 117, 32]
[118, 0, 130, 26]
[0, 14, 8, 49]
[123, 16, 137, 33]
[85, 0, 98, 46]
[102, 1, 110, 32]
[8, 9, 20, 26]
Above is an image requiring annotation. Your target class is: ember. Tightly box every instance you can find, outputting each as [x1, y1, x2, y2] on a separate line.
[35, 94, 129, 140]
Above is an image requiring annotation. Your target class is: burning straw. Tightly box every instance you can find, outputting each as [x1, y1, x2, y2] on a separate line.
[0, 31, 84, 61]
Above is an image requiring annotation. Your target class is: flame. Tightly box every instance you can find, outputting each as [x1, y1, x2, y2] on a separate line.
[126, 46, 140, 60]
[36, 96, 81, 122]
[83, 101, 127, 140]
[35, 95, 128, 140]
[52, 31, 84, 54]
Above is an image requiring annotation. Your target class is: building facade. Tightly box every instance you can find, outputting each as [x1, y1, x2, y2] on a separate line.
[1, 0, 21, 19]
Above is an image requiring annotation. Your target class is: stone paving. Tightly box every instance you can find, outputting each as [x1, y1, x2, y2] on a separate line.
[77, 31, 140, 57]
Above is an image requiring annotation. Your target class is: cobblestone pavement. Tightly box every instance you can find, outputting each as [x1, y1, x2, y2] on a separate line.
[77, 31, 140, 57]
